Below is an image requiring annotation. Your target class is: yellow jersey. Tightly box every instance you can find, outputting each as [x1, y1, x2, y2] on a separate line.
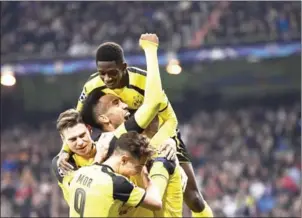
[149, 157, 183, 217]
[69, 163, 146, 217]
[119, 174, 154, 217]
[55, 99, 161, 206]
[120, 157, 183, 218]
[51, 147, 96, 205]
[76, 67, 178, 147]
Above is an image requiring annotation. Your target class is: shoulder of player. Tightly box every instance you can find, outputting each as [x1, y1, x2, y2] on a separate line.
[51, 156, 62, 182]
[127, 66, 147, 77]
[71, 164, 98, 180]
[93, 164, 134, 193]
[83, 72, 105, 91]
[112, 173, 135, 198]
[127, 66, 147, 90]
[51, 155, 77, 183]
[98, 164, 129, 182]
[153, 157, 176, 175]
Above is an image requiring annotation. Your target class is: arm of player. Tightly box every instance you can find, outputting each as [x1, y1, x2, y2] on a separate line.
[134, 35, 163, 128]
[114, 34, 164, 138]
[139, 166, 163, 210]
[149, 165, 169, 198]
[141, 37, 162, 104]
[149, 94, 178, 148]
[58, 173, 74, 206]
[149, 157, 176, 198]
[51, 156, 75, 205]
[112, 174, 162, 211]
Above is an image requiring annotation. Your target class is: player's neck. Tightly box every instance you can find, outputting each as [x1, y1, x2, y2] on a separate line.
[102, 157, 120, 173]
[117, 70, 128, 88]
[103, 123, 117, 132]
[81, 144, 96, 159]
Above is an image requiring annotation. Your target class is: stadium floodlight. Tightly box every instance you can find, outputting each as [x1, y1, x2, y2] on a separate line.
[166, 59, 182, 75]
[1, 66, 16, 86]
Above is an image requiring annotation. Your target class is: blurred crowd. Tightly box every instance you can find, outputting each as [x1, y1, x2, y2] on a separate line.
[1, 1, 301, 58]
[1, 123, 60, 217]
[181, 104, 301, 217]
[1, 103, 300, 217]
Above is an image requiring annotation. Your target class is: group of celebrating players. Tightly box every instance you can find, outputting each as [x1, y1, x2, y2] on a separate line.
[51, 34, 214, 217]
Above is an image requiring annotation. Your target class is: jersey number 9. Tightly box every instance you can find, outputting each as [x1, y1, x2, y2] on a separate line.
[74, 188, 86, 217]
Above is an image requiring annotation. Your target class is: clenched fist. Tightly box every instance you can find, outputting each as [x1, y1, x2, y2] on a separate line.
[139, 33, 159, 50]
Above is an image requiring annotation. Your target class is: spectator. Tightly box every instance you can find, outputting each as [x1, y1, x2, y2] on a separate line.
[1, 103, 300, 217]
[1, 1, 300, 58]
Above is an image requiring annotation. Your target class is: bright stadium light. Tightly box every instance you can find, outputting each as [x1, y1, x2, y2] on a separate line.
[1, 73, 16, 86]
[1, 66, 16, 86]
[166, 59, 182, 75]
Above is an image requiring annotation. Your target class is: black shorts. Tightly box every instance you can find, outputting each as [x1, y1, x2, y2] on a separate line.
[174, 129, 191, 163]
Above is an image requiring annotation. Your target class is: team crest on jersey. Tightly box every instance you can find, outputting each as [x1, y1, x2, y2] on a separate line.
[133, 95, 143, 108]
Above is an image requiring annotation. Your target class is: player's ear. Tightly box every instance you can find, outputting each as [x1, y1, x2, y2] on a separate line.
[85, 124, 92, 134]
[121, 62, 127, 71]
[121, 155, 129, 165]
[60, 133, 65, 142]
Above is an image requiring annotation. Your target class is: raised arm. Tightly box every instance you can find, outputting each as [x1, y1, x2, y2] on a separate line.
[150, 94, 178, 147]
[114, 34, 164, 138]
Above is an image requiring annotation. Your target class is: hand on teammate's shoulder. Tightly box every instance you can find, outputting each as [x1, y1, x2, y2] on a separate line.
[158, 138, 177, 161]
[94, 132, 115, 163]
[57, 151, 74, 175]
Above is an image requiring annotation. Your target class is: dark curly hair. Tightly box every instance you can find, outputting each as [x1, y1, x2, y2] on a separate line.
[80, 87, 105, 129]
[96, 42, 125, 64]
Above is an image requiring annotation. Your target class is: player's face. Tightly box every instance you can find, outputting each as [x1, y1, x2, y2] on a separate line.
[97, 61, 127, 89]
[119, 155, 147, 177]
[100, 94, 131, 128]
[62, 123, 93, 156]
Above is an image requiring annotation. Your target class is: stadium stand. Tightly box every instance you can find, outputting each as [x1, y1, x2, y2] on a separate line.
[1, 1, 301, 57]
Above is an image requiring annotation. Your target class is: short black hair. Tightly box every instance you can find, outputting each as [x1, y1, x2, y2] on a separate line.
[96, 42, 125, 64]
[115, 131, 154, 160]
[80, 88, 105, 129]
